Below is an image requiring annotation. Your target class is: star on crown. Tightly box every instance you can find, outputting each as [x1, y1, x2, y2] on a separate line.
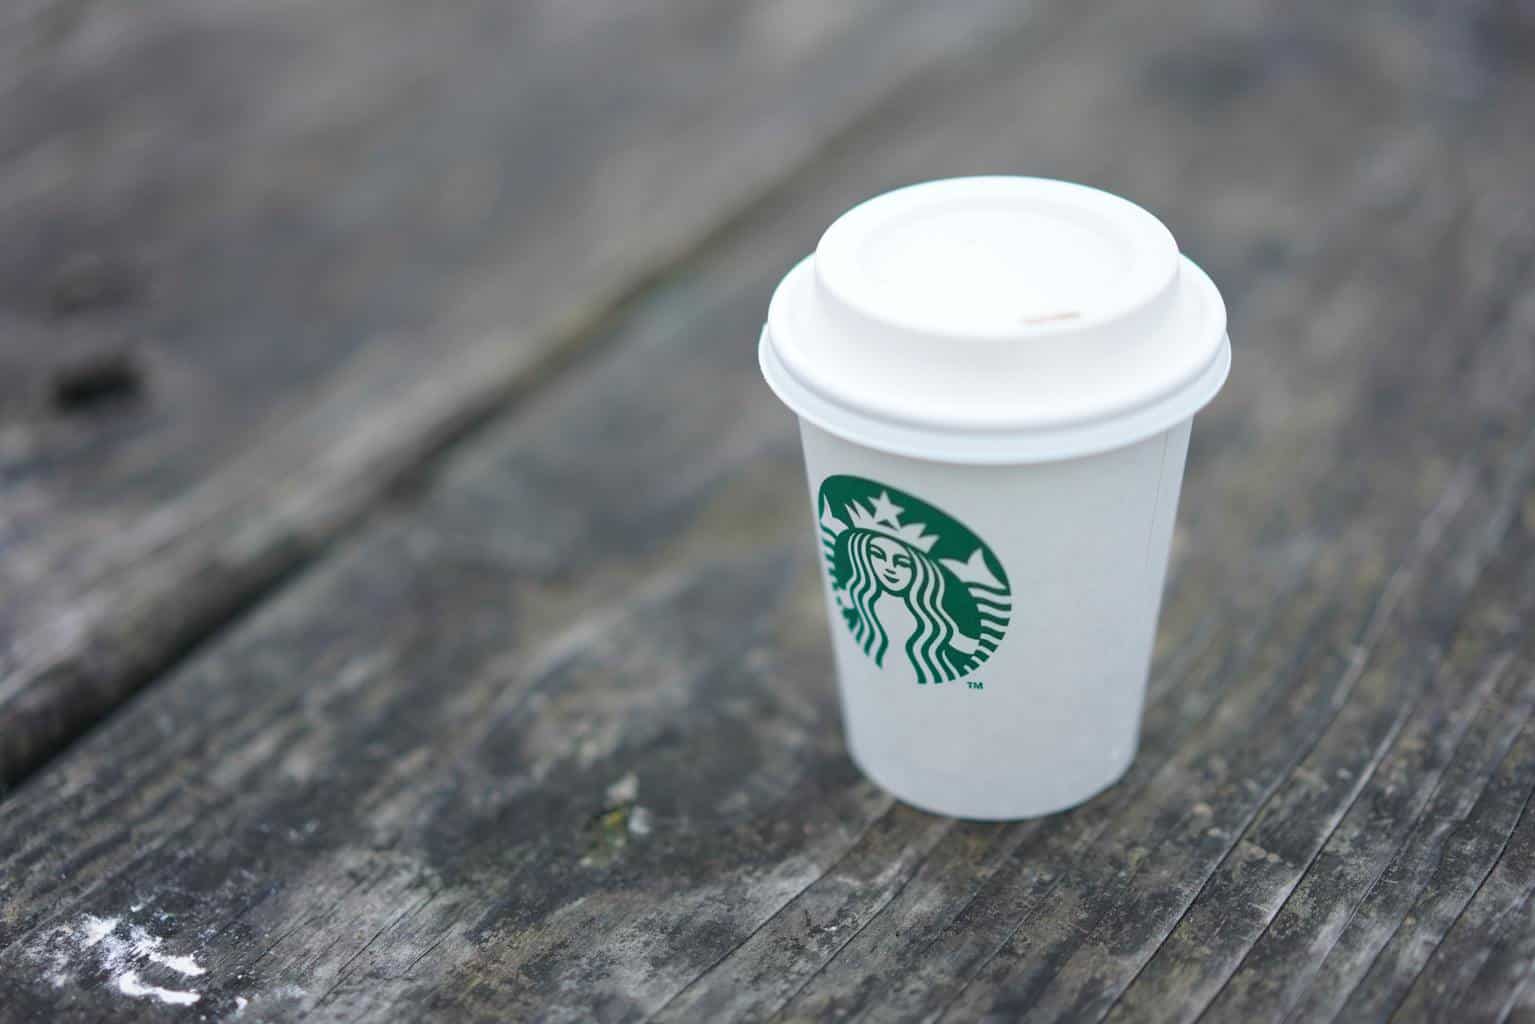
[823, 490, 939, 553]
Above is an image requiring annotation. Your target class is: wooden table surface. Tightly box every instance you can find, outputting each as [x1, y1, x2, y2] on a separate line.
[3, 1, 1535, 1020]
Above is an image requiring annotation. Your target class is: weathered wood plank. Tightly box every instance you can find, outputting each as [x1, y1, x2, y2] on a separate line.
[0, 0, 1031, 785]
[4, 0, 1535, 1021]
[1392, 759, 1535, 1020]
[1325, 703, 1535, 1021]
[1194, 626, 1533, 1020]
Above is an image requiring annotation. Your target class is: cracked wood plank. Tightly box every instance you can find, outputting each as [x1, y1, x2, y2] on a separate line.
[3, 0, 1535, 1022]
[0, 0, 1031, 785]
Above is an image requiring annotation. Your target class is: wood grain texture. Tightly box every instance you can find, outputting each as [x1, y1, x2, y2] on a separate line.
[0, 0, 1031, 785]
[4, 0, 1535, 1021]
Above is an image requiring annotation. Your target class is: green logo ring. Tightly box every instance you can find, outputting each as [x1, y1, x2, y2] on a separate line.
[817, 475, 1010, 684]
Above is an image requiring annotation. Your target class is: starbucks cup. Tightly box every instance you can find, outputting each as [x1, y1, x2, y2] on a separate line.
[760, 177, 1229, 820]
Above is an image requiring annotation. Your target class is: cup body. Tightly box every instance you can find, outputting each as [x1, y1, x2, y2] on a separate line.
[798, 417, 1190, 819]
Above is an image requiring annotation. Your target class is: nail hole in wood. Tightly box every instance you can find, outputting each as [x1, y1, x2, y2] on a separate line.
[51, 349, 144, 412]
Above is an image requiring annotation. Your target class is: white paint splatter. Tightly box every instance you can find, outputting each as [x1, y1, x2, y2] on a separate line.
[117, 970, 202, 1006]
[30, 913, 207, 1006]
[129, 926, 207, 976]
[80, 915, 119, 947]
[605, 771, 639, 806]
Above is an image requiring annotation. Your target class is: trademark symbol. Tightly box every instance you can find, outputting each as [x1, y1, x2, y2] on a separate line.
[967, 680, 984, 691]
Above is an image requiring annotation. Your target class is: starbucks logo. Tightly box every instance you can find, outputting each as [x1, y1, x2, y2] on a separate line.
[817, 475, 1011, 685]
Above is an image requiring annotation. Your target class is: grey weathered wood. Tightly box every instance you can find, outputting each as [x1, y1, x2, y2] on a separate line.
[4, 0, 1535, 1021]
[0, 0, 1029, 785]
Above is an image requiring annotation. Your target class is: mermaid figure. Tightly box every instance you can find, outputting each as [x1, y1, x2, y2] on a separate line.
[820, 488, 1008, 684]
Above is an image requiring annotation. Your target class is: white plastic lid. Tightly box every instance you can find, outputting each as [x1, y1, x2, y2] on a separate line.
[760, 177, 1230, 463]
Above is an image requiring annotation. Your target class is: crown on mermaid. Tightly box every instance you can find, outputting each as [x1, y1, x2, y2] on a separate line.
[821, 490, 938, 553]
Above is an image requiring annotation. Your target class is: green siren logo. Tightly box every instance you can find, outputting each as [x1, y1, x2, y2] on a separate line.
[817, 475, 1010, 684]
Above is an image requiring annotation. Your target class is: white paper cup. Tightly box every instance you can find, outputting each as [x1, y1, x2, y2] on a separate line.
[761, 177, 1229, 820]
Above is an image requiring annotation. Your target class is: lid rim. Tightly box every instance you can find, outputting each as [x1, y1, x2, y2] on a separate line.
[761, 330, 1231, 465]
[768, 254, 1228, 436]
